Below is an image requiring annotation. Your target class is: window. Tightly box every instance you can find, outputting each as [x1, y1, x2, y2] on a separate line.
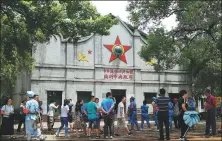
[77, 91, 92, 103]
[47, 91, 62, 116]
[144, 93, 157, 104]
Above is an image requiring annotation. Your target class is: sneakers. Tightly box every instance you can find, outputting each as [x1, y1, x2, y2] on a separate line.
[105, 136, 109, 139]
[109, 136, 113, 139]
[96, 136, 100, 139]
[180, 137, 189, 141]
[65, 135, 70, 138]
[128, 132, 133, 136]
[55, 133, 59, 137]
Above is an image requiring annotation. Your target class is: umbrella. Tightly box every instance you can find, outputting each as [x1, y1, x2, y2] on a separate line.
[181, 111, 200, 140]
[183, 111, 200, 127]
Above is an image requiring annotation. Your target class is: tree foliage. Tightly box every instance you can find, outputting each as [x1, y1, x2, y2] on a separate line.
[0, 0, 117, 98]
[127, 0, 222, 96]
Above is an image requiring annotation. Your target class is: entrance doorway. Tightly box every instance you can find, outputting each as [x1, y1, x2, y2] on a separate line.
[144, 93, 157, 104]
[47, 91, 62, 117]
[77, 91, 92, 103]
[111, 89, 126, 113]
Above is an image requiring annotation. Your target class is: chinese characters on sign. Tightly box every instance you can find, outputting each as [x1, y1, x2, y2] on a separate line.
[104, 68, 133, 80]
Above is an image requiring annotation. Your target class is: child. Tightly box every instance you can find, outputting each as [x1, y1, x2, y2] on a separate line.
[168, 100, 174, 131]
[152, 97, 159, 130]
[127, 105, 131, 126]
[188, 97, 196, 111]
[188, 96, 196, 130]
[141, 100, 151, 130]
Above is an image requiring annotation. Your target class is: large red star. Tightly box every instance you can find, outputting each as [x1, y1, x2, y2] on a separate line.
[103, 36, 131, 64]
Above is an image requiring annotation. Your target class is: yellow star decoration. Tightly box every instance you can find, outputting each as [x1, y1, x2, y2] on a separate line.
[145, 58, 156, 66]
[78, 52, 88, 62]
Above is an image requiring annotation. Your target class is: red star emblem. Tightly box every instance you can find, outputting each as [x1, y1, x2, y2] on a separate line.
[103, 36, 131, 63]
[88, 49, 92, 54]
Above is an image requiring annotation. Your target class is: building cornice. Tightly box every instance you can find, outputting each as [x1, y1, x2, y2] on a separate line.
[31, 78, 188, 85]
[34, 64, 189, 73]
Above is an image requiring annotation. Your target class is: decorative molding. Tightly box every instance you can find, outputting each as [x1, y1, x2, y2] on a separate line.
[34, 64, 189, 73]
[31, 78, 188, 85]
[59, 33, 95, 43]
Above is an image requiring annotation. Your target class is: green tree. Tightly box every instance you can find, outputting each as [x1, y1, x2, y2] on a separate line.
[0, 0, 117, 99]
[127, 0, 221, 97]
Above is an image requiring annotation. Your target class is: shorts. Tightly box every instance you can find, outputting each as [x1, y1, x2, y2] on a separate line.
[88, 119, 99, 129]
[117, 118, 127, 128]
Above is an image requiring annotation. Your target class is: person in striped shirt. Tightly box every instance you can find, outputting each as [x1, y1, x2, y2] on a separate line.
[156, 88, 170, 141]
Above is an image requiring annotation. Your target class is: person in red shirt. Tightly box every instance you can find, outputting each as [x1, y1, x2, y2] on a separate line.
[204, 89, 216, 136]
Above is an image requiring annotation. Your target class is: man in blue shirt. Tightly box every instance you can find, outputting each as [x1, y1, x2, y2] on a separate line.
[85, 96, 100, 139]
[141, 100, 151, 130]
[25, 91, 42, 141]
[101, 92, 115, 139]
[129, 96, 140, 131]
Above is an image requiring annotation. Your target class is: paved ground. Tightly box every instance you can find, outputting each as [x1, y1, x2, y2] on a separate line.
[1, 121, 221, 140]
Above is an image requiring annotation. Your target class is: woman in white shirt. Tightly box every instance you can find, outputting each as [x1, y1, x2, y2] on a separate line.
[1, 98, 15, 139]
[55, 99, 70, 137]
[47, 100, 59, 131]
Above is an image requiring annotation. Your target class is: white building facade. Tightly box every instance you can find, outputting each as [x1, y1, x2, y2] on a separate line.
[31, 17, 191, 114]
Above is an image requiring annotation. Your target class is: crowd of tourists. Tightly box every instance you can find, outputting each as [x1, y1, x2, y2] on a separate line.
[0, 88, 221, 141]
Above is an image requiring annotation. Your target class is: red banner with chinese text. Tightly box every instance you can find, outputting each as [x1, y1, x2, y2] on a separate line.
[104, 68, 133, 80]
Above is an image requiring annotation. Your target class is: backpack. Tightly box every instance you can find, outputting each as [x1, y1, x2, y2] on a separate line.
[173, 103, 180, 116]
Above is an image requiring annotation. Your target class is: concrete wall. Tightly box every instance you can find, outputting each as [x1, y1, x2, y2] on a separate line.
[12, 69, 31, 110]
[31, 20, 190, 115]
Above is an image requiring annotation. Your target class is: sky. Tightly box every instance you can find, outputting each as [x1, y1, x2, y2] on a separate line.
[91, 1, 178, 31]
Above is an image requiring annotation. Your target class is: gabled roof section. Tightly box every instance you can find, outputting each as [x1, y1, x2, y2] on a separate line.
[123, 21, 147, 39]
[109, 14, 147, 43]
[60, 33, 94, 43]
[60, 13, 147, 44]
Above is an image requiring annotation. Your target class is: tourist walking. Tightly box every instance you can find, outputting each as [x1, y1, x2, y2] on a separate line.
[1, 98, 15, 139]
[55, 99, 70, 137]
[173, 98, 180, 129]
[17, 100, 26, 133]
[85, 96, 100, 139]
[178, 90, 189, 141]
[47, 100, 59, 131]
[101, 92, 115, 139]
[68, 99, 74, 132]
[168, 99, 174, 132]
[141, 100, 151, 130]
[129, 96, 140, 131]
[116, 96, 133, 136]
[25, 91, 42, 140]
[204, 89, 217, 136]
[73, 100, 86, 137]
[156, 88, 170, 140]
